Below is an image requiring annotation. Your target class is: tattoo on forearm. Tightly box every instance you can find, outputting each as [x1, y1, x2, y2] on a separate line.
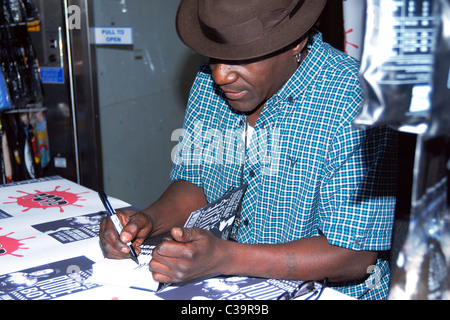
[286, 252, 297, 278]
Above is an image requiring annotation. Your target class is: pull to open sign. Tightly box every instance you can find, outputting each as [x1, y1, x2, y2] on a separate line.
[93, 27, 133, 45]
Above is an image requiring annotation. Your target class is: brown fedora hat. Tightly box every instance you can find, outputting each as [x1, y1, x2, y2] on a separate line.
[176, 0, 327, 60]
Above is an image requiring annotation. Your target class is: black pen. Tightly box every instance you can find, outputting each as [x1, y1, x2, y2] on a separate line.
[98, 191, 139, 264]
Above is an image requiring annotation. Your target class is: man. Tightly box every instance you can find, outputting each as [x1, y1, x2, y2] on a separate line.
[99, 0, 397, 300]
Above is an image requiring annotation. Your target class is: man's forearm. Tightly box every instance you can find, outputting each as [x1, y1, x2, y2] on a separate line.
[142, 180, 208, 236]
[143, 181, 377, 284]
[219, 235, 378, 283]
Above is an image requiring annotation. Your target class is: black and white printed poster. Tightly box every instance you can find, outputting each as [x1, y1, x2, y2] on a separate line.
[156, 276, 303, 300]
[0, 256, 99, 300]
[184, 184, 247, 240]
[31, 212, 106, 244]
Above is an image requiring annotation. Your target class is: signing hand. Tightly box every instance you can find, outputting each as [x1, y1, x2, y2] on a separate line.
[150, 227, 226, 283]
[99, 209, 153, 259]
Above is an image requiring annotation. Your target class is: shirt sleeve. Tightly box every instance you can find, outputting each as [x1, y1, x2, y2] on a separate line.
[170, 64, 215, 189]
[318, 123, 398, 252]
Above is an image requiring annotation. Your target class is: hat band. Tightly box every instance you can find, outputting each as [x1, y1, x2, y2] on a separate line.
[199, 0, 304, 46]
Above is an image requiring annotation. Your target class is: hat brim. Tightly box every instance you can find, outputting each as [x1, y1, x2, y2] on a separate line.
[176, 0, 327, 60]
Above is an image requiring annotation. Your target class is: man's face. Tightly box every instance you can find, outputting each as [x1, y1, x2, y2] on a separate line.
[209, 47, 298, 117]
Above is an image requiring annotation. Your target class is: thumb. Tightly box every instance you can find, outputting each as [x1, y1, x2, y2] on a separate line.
[171, 227, 199, 243]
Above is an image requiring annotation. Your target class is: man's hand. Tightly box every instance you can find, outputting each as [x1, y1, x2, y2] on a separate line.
[99, 209, 154, 259]
[150, 227, 226, 283]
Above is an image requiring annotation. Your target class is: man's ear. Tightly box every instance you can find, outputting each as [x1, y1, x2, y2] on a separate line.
[292, 35, 309, 57]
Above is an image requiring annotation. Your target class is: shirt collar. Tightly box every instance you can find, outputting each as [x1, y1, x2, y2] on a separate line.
[269, 30, 326, 104]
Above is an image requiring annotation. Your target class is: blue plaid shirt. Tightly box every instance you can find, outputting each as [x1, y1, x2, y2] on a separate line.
[170, 31, 397, 300]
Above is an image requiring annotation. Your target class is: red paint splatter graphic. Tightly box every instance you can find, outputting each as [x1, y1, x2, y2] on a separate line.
[0, 228, 35, 258]
[344, 25, 360, 54]
[3, 186, 88, 213]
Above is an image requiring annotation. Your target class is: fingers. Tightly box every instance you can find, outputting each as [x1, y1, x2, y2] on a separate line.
[170, 227, 202, 243]
[99, 209, 151, 259]
[121, 210, 152, 243]
[151, 257, 184, 283]
[149, 227, 214, 283]
[150, 251, 191, 284]
[99, 217, 129, 259]
[157, 227, 205, 258]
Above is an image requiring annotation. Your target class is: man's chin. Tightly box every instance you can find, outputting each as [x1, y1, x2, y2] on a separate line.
[228, 101, 262, 116]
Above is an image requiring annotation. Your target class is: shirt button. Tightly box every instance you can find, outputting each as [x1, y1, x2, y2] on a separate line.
[288, 96, 294, 103]
[354, 239, 362, 249]
[243, 219, 249, 226]
[249, 170, 255, 177]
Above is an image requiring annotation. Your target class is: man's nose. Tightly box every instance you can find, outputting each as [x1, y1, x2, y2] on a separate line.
[211, 63, 238, 86]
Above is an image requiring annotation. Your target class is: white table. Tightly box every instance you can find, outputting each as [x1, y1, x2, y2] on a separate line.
[0, 176, 353, 301]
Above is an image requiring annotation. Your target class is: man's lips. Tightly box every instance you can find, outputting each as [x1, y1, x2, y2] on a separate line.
[222, 89, 247, 100]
